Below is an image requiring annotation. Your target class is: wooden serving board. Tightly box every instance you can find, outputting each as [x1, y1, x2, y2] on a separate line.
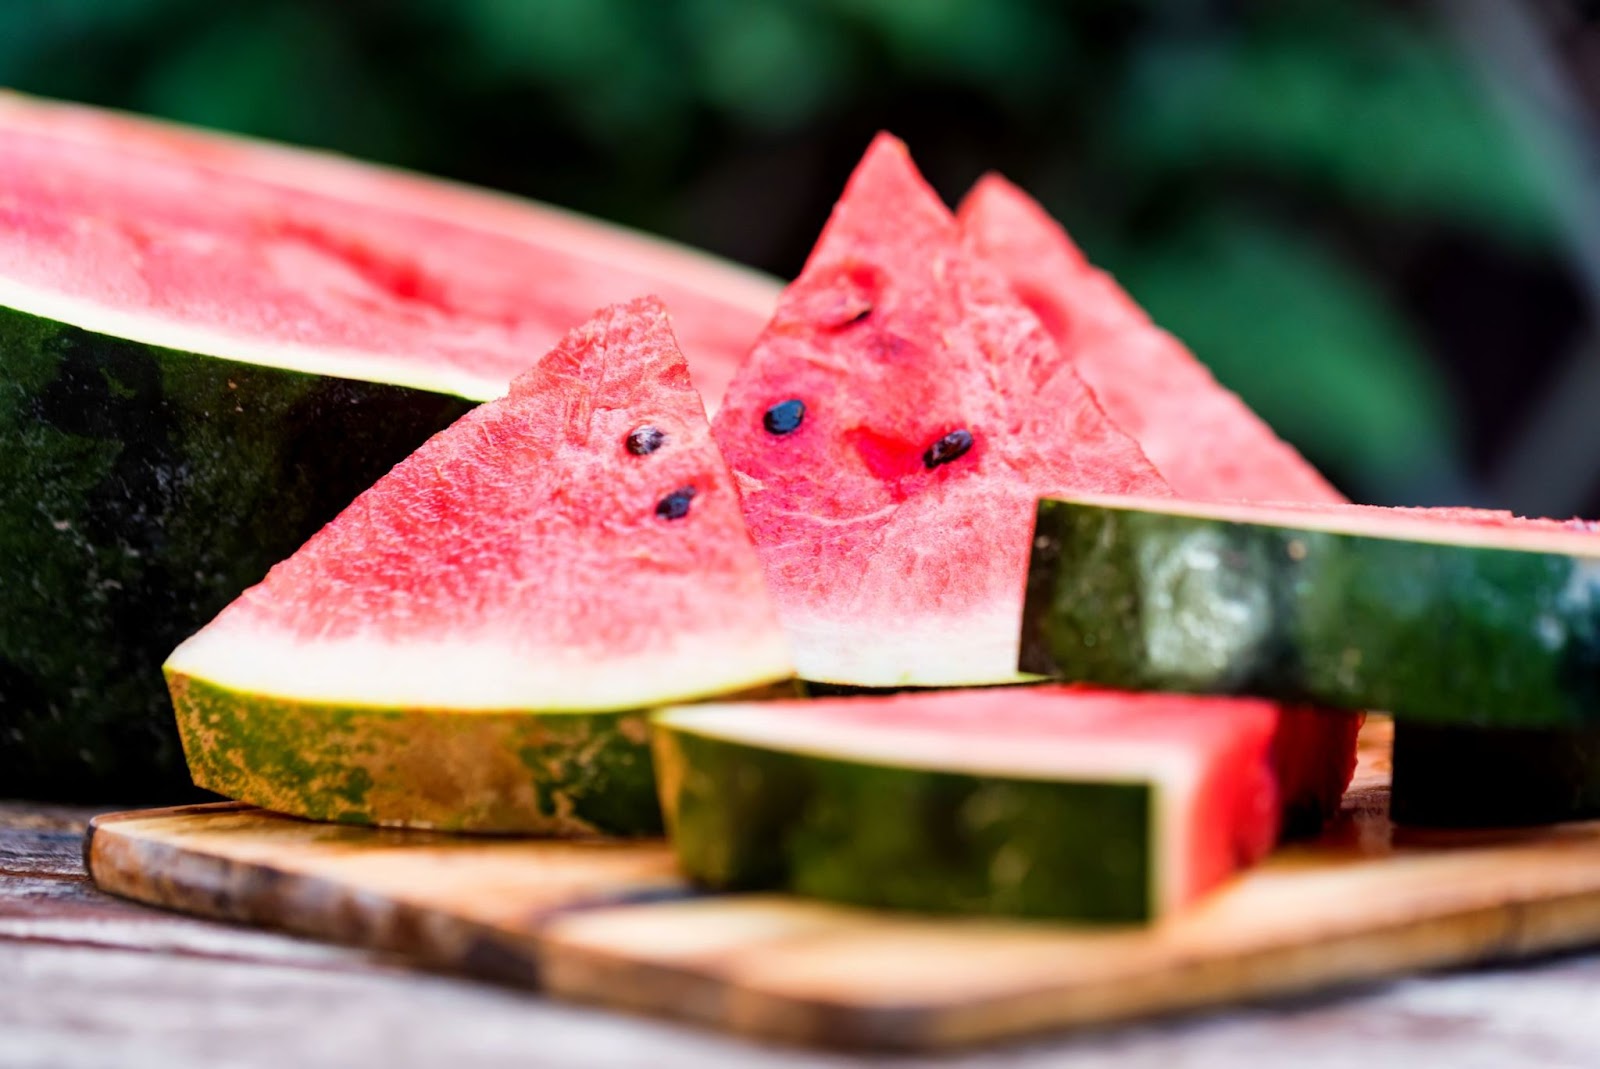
[86, 719, 1600, 1051]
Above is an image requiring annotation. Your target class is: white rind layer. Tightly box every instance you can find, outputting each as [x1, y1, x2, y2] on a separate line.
[658, 703, 1198, 913]
[1065, 493, 1600, 557]
[782, 608, 1038, 688]
[0, 274, 511, 402]
[165, 625, 794, 712]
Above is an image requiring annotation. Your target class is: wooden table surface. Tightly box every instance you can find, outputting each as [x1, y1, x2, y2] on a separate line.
[9, 801, 1600, 1069]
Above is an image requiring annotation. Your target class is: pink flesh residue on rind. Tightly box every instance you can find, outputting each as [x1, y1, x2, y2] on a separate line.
[0, 93, 775, 404]
[711, 134, 1171, 686]
[187, 297, 786, 677]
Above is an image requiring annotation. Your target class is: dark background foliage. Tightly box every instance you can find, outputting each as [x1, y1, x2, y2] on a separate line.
[8, 0, 1600, 511]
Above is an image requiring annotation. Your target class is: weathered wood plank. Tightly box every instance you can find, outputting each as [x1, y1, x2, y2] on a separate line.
[6, 938, 1600, 1069]
[77, 720, 1600, 1051]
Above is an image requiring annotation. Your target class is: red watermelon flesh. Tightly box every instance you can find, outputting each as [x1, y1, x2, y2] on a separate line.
[711, 135, 1171, 688]
[167, 297, 792, 712]
[0, 91, 776, 406]
[958, 174, 1342, 505]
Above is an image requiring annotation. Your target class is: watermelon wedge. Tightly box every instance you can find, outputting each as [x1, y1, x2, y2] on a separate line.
[1023, 494, 1600, 730]
[958, 174, 1342, 505]
[0, 92, 778, 799]
[655, 686, 1304, 923]
[166, 298, 793, 833]
[960, 175, 1360, 831]
[711, 135, 1170, 689]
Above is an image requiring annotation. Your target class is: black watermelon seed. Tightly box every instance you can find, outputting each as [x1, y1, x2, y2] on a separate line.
[626, 425, 666, 455]
[763, 399, 806, 435]
[923, 429, 974, 469]
[656, 486, 697, 520]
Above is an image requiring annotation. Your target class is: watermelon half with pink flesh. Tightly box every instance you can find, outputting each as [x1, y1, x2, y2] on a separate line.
[958, 174, 1342, 506]
[655, 685, 1304, 923]
[711, 134, 1170, 688]
[0, 92, 778, 800]
[166, 298, 793, 833]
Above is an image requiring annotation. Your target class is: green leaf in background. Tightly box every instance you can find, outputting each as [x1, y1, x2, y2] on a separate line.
[1114, 5, 1565, 246]
[1116, 211, 1466, 503]
[135, 5, 409, 164]
[826, 0, 1066, 106]
[679, 0, 856, 130]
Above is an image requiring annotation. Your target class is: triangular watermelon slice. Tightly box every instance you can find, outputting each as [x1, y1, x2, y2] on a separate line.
[711, 135, 1171, 688]
[961, 175, 1360, 830]
[166, 298, 793, 833]
[958, 174, 1343, 505]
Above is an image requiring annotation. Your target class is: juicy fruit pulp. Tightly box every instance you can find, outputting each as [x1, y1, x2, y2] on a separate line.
[654, 686, 1294, 923]
[0, 92, 779, 800]
[168, 298, 793, 833]
[959, 175, 1341, 506]
[1023, 494, 1600, 730]
[0, 92, 777, 404]
[711, 135, 1170, 688]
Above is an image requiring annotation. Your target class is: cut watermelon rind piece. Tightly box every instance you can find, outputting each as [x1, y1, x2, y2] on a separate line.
[1022, 495, 1600, 728]
[653, 687, 1286, 923]
[171, 673, 797, 835]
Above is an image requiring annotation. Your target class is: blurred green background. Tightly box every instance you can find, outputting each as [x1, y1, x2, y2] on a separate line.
[8, 0, 1598, 511]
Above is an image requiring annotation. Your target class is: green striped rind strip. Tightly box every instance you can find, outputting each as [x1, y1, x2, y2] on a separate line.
[653, 712, 1156, 923]
[171, 672, 665, 835]
[0, 304, 473, 800]
[1020, 498, 1600, 729]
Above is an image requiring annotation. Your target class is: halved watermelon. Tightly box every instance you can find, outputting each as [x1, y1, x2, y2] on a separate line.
[1023, 494, 1600, 729]
[958, 174, 1342, 506]
[166, 298, 793, 833]
[655, 686, 1300, 923]
[711, 135, 1170, 689]
[0, 92, 778, 799]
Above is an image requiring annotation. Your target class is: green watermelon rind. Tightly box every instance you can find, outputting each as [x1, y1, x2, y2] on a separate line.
[173, 672, 656, 835]
[1, 305, 474, 800]
[652, 708, 1159, 923]
[1021, 497, 1600, 729]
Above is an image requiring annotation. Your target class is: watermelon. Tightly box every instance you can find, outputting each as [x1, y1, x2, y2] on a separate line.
[710, 134, 1170, 689]
[958, 174, 1343, 506]
[654, 685, 1316, 923]
[0, 92, 778, 800]
[1022, 494, 1600, 730]
[960, 173, 1360, 828]
[166, 298, 793, 833]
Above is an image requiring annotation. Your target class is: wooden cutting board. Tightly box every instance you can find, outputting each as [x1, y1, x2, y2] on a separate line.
[86, 719, 1600, 1051]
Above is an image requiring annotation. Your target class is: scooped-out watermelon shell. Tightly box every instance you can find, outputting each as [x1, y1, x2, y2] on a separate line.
[0, 93, 779, 800]
[166, 299, 794, 834]
[654, 686, 1311, 924]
